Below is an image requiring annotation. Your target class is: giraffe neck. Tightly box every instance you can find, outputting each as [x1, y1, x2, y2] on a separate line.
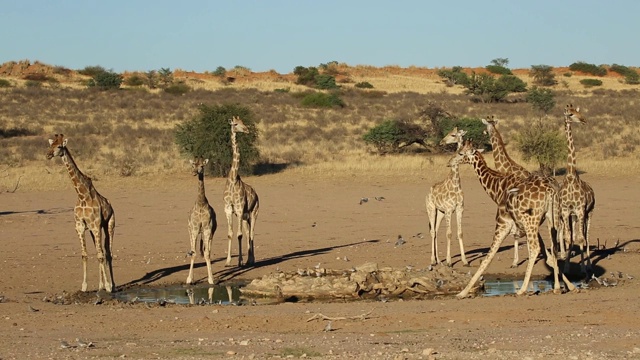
[489, 128, 511, 171]
[227, 130, 241, 182]
[196, 172, 207, 205]
[61, 148, 94, 200]
[449, 162, 461, 190]
[471, 152, 506, 204]
[565, 120, 578, 178]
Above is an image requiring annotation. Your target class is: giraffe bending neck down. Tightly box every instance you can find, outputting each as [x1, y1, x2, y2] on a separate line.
[456, 141, 575, 298]
[186, 157, 217, 285]
[559, 104, 595, 275]
[427, 127, 469, 266]
[482, 115, 532, 268]
[223, 116, 259, 267]
[46, 134, 116, 293]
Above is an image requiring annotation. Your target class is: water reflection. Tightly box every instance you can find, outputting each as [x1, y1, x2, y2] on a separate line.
[115, 284, 242, 305]
[483, 279, 578, 297]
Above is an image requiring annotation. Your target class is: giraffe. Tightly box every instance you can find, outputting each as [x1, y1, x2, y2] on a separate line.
[46, 134, 115, 293]
[223, 116, 259, 267]
[482, 115, 532, 268]
[559, 104, 596, 275]
[456, 141, 575, 298]
[186, 157, 217, 285]
[426, 127, 468, 266]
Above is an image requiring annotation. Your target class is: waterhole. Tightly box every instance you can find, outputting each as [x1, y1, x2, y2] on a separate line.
[483, 278, 578, 297]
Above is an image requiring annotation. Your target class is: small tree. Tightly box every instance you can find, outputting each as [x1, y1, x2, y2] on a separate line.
[515, 120, 566, 175]
[87, 69, 122, 90]
[526, 86, 556, 115]
[174, 103, 260, 177]
[213, 66, 226, 77]
[158, 67, 174, 88]
[490, 58, 509, 67]
[362, 120, 429, 154]
[437, 66, 469, 87]
[530, 65, 557, 86]
[145, 70, 158, 89]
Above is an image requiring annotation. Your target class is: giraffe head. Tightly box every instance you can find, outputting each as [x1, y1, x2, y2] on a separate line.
[564, 104, 586, 124]
[46, 134, 67, 159]
[230, 116, 249, 134]
[439, 127, 467, 147]
[189, 157, 209, 176]
[481, 115, 497, 136]
[458, 140, 484, 165]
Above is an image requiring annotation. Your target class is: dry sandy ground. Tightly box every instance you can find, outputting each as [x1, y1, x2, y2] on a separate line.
[1, 170, 639, 359]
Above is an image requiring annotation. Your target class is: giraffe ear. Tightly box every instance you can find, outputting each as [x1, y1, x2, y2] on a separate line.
[202, 159, 209, 165]
[477, 148, 485, 153]
[459, 129, 467, 136]
[575, 106, 580, 112]
[189, 159, 195, 165]
[62, 139, 68, 147]
[481, 118, 488, 125]
[48, 139, 54, 145]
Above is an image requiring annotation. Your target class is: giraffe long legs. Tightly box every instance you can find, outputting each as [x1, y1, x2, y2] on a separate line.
[457, 213, 512, 298]
[75, 220, 89, 292]
[455, 206, 468, 266]
[224, 207, 235, 267]
[104, 214, 115, 292]
[186, 221, 199, 285]
[202, 224, 214, 284]
[246, 205, 258, 266]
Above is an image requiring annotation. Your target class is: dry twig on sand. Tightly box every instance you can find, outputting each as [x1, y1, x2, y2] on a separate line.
[306, 309, 374, 322]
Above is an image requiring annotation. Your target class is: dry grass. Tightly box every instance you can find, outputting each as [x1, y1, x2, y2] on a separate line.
[1, 64, 639, 191]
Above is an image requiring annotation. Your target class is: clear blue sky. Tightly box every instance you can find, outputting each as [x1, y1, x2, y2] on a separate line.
[2, 0, 638, 74]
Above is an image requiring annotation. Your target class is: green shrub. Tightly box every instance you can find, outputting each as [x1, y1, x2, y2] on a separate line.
[515, 120, 566, 174]
[464, 73, 525, 102]
[212, 66, 226, 77]
[437, 66, 469, 87]
[362, 119, 429, 154]
[526, 87, 556, 115]
[314, 74, 339, 89]
[354, 81, 374, 89]
[300, 91, 345, 108]
[164, 82, 191, 95]
[530, 65, 557, 86]
[569, 62, 607, 76]
[579, 78, 603, 87]
[25, 80, 43, 87]
[274, 87, 290, 93]
[174, 103, 260, 177]
[609, 64, 640, 85]
[294, 66, 319, 86]
[485, 65, 512, 75]
[87, 70, 122, 90]
[0, 79, 12, 88]
[563, 72, 572, 77]
[495, 75, 527, 93]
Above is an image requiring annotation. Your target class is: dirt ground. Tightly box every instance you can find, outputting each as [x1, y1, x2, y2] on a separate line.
[1, 170, 639, 359]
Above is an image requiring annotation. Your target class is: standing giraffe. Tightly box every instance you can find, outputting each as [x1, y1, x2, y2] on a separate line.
[482, 115, 531, 268]
[456, 141, 575, 298]
[559, 104, 595, 275]
[426, 127, 468, 266]
[186, 157, 217, 285]
[223, 116, 259, 267]
[46, 134, 115, 293]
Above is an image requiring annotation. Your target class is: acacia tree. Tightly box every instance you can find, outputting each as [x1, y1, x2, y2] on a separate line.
[530, 65, 557, 86]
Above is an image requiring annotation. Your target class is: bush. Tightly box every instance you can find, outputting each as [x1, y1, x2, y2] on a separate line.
[354, 81, 374, 89]
[569, 62, 607, 76]
[579, 78, 603, 87]
[0, 79, 12, 88]
[87, 70, 122, 90]
[485, 65, 512, 75]
[294, 66, 319, 86]
[78, 65, 107, 77]
[158, 68, 173, 88]
[495, 75, 527, 93]
[212, 66, 226, 77]
[314, 74, 339, 89]
[526, 87, 556, 115]
[362, 119, 429, 154]
[464, 73, 526, 102]
[25, 80, 43, 88]
[300, 92, 345, 108]
[530, 65, 557, 86]
[515, 120, 566, 174]
[437, 66, 469, 87]
[23, 73, 49, 82]
[609, 64, 640, 85]
[164, 82, 191, 95]
[174, 103, 260, 177]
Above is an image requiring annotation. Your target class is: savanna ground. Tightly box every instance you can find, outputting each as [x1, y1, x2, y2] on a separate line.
[1, 61, 640, 359]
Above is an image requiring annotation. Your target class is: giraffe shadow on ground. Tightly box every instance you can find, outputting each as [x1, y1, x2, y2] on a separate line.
[120, 239, 380, 288]
[0, 207, 72, 217]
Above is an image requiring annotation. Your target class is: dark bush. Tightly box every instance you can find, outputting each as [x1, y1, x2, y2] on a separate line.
[87, 70, 122, 90]
[569, 62, 607, 76]
[314, 74, 339, 89]
[300, 92, 345, 108]
[0, 79, 13, 88]
[213, 66, 226, 77]
[164, 82, 191, 95]
[78, 65, 107, 77]
[294, 66, 319, 86]
[125, 74, 145, 87]
[354, 81, 374, 89]
[174, 103, 260, 177]
[437, 66, 469, 87]
[362, 119, 429, 154]
[485, 65, 512, 75]
[580, 78, 603, 87]
[530, 65, 557, 86]
[609, 64, 640, 85]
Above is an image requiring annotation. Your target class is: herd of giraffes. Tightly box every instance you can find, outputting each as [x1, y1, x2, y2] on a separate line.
[46, 105, 595, 299]
[46, 116, 258, 294]
[427, 104, 596, 297]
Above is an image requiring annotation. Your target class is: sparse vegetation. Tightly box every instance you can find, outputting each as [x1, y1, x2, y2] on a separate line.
[609, 64, 640, 84]
[0, 79, 11, 88]
[515, 119, 566, 175]
[164, 82, 191, 95]
[299, 91, 345, 108]
[579, 78, 603, 87]
[526, 86, 556, 115]
[354, 81, 374, 89]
